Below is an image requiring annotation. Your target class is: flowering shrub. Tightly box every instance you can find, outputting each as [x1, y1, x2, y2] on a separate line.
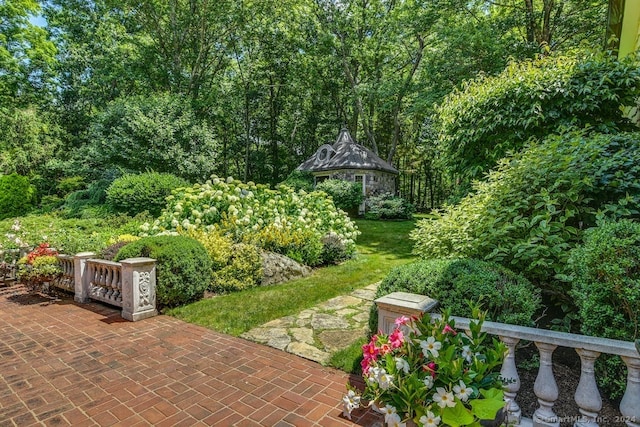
[17, 243, 61, 293]
[147, 176, 360, 266]
[344, 310, 506, 426]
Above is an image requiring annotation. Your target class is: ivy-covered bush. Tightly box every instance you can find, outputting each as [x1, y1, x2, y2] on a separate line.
[435, 51, 640, 181]
[364, 193, 414, 220]
[566, 219, 640, 399]
[184, 229, 263, 292]
[0, 173, 36, 220]
[411, 131, 640, 293]
[370, 259, 540, 334]
[106, 172, 189, 217]
[315, 179, 364, 213]
[115, 235, 211, 309]
[147, 176, 360, 266]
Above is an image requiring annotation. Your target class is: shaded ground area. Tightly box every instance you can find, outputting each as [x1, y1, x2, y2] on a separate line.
[0, 284, 381, 426]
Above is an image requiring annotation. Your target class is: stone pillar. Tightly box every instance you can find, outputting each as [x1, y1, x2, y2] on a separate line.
[73, 252, 95, 303]
[500, 336, 522, 425]
[533, 342, 560, 427]
[574, 349, 602, 427]
[620, 356, 640, 427]
[120, 257, 157, 321]
[374, 292, 438, 335]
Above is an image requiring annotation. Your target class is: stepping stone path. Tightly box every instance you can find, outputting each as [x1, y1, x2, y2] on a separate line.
[241, 283, 379, 364]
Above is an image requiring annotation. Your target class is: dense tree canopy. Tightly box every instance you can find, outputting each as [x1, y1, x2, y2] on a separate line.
[0, 0, 616, 207]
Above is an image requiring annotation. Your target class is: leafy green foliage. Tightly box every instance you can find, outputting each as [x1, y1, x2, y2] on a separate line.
[88, 93, 219, 181]
[211, 243, 263, 293]
[150, 176, 360, 266]
[0, 173, 36, 219]
[280, 170, 314, 192]
[115, 235, 212, 309]
[411, 131, 640, 292]
[372, 259, 540, 333]
[0, 213, 150, 254]
[106, 172, 189, 217]
[567, 219, 640, 399]
[315, 179, 364, 213]
[365, 193, 414, 220]
[61, 179, 113, 218]
[185, 229, 262, 292]
[435, 52, 640, 182]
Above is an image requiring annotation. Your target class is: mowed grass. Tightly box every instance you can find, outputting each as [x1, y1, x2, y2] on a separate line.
[167, 219, 417, 336]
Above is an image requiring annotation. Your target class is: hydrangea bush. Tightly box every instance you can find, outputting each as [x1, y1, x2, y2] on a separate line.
[146, 176, 360, 266]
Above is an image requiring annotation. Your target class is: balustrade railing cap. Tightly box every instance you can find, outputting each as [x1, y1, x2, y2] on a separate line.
[119, 257, 156, 265]
[375, 292, 439, 313]
[74, 252, 96, 257]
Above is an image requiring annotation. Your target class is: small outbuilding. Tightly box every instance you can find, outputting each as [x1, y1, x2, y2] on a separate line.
[296, 128, 398, 207]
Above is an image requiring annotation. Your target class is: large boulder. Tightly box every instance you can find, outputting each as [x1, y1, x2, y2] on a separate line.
[261, 251, 311, 286]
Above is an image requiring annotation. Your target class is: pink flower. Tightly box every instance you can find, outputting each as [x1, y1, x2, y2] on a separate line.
[394, 315, 410, 326]
[389, 329, 404, 348]
[442, 324, 457, 335]
[380, 343, 392, 355]
[361, 357, 372, 375]
[423, 361, 437, 378]
[362, 341, 380, 361]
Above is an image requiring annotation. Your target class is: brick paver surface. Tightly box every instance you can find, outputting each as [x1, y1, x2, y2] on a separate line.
[0, 285, 380, 426]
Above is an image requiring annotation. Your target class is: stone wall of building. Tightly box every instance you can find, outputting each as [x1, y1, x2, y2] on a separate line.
[313, 169, 397, 196]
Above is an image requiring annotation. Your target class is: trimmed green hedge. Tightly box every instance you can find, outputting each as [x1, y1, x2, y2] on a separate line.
[0, 174, 36, 219]
[106, 172, 189, 217]
[115, 235, 211, 309]
[567, 219, 640, 399]
[370, 258, 540, 333]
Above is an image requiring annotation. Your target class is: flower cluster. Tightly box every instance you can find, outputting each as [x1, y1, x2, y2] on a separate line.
[345, 310, 507, 426]
[147, 176, 360, 266]
[17, 242, 62, 293]
[24, 243, 58, 265]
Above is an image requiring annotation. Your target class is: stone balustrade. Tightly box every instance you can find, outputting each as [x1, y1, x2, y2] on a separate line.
[376, 292, 640, 427]
[0, 248, 28, 284]
[63, 252, 157, 321]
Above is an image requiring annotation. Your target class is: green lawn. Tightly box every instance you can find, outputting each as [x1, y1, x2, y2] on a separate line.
[167, 218, 417, 336]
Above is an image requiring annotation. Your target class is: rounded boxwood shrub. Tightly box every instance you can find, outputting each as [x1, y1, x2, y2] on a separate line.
[115, 235, 211, 309]
[106, 172, 189, 217]
[365, 193, 415, 220]
[0, 173, 36, 219]
[370, 258, 540, 333]
[211, 243, 263, 293]
[316, 179, 364, 213]
[567, 219, 640, 399]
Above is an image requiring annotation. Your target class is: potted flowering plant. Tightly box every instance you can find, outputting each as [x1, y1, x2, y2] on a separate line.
[343, 309, 507, 427]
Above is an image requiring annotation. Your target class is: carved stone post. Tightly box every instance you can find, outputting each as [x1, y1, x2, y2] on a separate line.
[574, 349, 602, 427]
[533, 342, 559, 427]
[620, 356, 640, 427]
[73, 252, 95, 303]
[500, 336, 522, 425]
[375, 292, 438, 335]
[120, 257, 157, 321]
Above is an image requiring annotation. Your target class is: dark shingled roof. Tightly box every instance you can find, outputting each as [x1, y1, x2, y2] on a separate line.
[296, 128, 398, 174]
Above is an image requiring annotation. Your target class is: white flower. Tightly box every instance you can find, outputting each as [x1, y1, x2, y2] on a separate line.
[394, 357, 410, 374]
[433, 387, 456, 408]
[420, 337, 442, 358]
[382, 404, 397, 423]
[453, 380, 472, 402]
[423, 376, 434, 389]
[342, 390, 360, 419]
[419, 411, 441, 427]
[462, 345, 473, 363]
[378, 372, 394, 390]
[386, 412, 406, 427]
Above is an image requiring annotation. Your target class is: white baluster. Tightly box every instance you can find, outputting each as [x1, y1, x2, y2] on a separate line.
[105, 266, 114, 299]
[500, 336, 522, 425]
[111, 267, 120, 302]
[620, 356, 640, 427]
[533, 342, 559, 427]
[574, 349, 601, 427]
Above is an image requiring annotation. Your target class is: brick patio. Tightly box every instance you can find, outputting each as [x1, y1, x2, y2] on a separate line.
[0, 285, 380, 426]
